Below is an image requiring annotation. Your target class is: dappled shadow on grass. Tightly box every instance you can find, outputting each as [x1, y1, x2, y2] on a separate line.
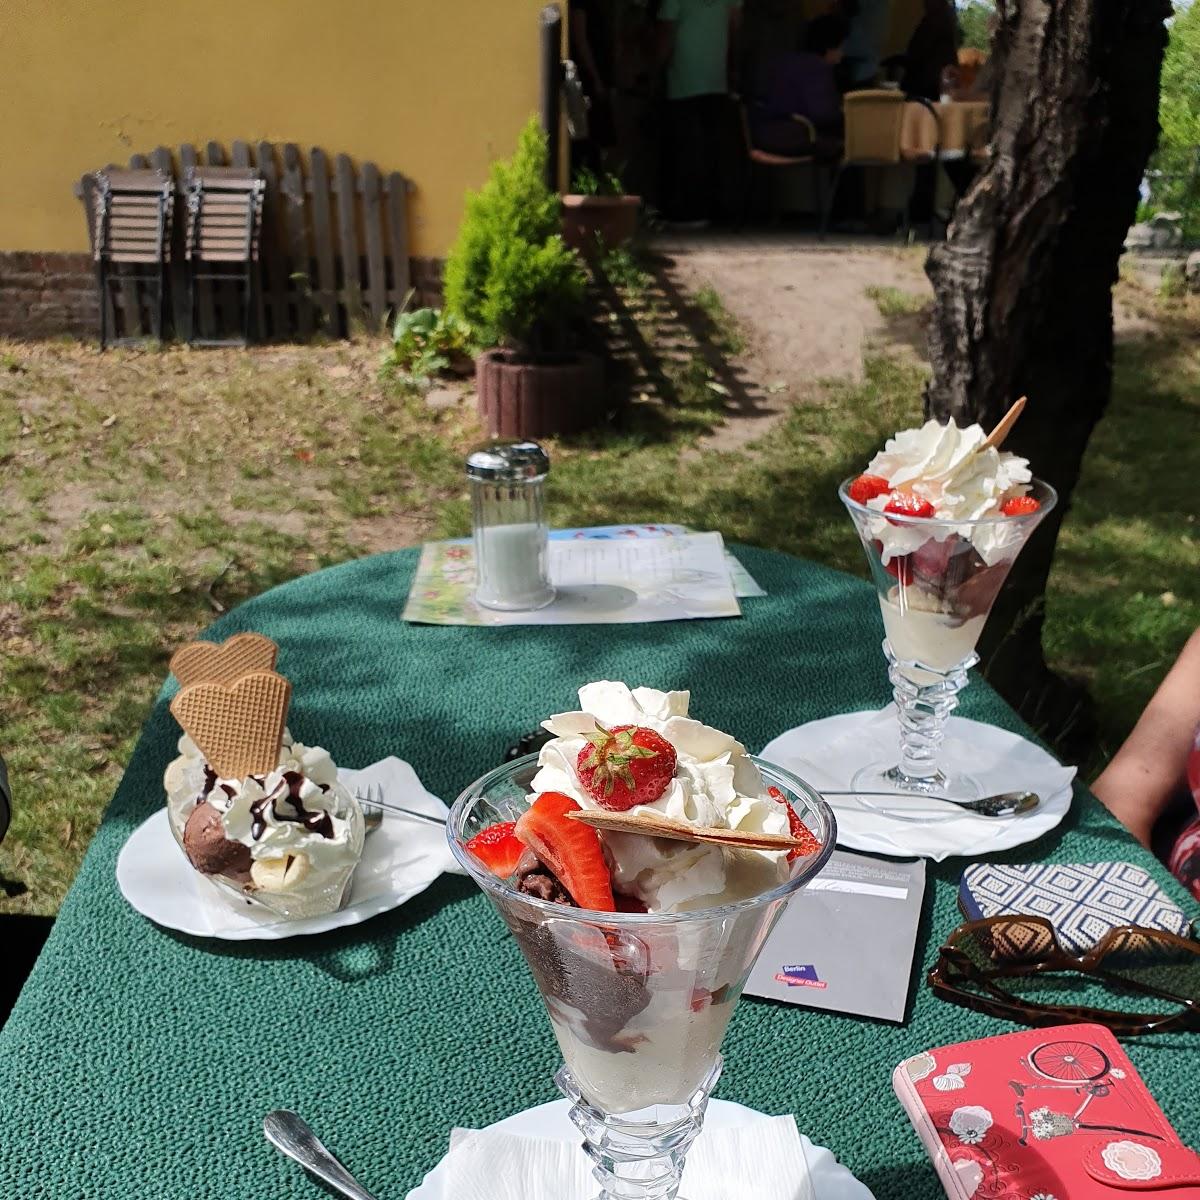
[570, 248, 768, 448]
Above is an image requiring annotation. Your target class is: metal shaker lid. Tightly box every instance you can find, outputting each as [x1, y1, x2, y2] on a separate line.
[465, 440, 550, 483]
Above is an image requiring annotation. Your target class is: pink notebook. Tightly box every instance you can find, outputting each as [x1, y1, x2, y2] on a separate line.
[892, 1024, 1200, 1198]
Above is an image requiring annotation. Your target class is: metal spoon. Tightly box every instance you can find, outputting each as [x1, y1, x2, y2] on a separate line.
[264, 1110, 379, 1200]
[821, 789, 1040, 819]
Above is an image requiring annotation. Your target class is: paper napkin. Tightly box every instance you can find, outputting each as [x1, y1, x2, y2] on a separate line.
[338, 756, 461, 890]
[440, 1115, 816, 1200]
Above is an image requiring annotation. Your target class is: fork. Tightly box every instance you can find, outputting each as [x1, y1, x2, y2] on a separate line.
[354, 782, 447, 835]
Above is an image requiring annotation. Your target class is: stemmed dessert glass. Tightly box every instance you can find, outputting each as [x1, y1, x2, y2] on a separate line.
[449, 753, 835, 1200]
[840, 478, 1056, 799]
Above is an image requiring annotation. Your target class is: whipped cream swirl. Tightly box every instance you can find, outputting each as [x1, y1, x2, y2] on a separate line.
[863, 418, 1032, 564]
[531, 682, 790, 913]
[164, 731, 364, 915]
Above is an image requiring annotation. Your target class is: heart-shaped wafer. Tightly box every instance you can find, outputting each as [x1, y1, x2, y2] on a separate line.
[170, 670, 291, 779]
[565, 808, 815, 853]
[170, 632, 279, 689]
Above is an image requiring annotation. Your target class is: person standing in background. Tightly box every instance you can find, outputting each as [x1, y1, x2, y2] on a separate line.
[839, 0, 890, 87]
[904, 0, 960, 100]
[658, 0, 743, 227]
[570, 0, 618, 175]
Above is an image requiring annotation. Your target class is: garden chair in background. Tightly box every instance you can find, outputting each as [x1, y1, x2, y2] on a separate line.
[91, 168, 174, 348]
[183, 166, 266, 346]
[819, 89, 908, 238]
[733, 95, 826, 227]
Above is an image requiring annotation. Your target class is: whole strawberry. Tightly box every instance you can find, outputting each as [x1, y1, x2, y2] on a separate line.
[577, 723, 677, 811]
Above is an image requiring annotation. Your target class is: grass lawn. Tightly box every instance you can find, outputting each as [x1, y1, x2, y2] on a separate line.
[0, 265, 1196, 915]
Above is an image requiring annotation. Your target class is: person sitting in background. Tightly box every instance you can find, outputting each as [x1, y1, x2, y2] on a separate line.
[1092, 627, 1200, 901]
[750, 14, 848, 160]
[903, 0, 960, 100]
[657, 0, 743, 226]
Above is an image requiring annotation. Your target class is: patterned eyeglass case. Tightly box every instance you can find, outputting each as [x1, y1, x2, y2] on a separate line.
[894, 1024, 1200, 1199]
[958, 861, 1190, 955]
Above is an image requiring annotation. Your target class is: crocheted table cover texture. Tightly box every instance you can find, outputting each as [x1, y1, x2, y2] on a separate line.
[1, 547, 1195, 1200]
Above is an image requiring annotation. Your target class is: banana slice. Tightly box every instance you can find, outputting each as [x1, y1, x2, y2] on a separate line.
[250, 852, 310, 892]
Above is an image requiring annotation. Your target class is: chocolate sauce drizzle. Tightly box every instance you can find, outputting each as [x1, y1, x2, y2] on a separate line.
[248, 770, 334, 841]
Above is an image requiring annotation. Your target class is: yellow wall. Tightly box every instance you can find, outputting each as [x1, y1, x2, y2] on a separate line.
[0, 0, 549, 256]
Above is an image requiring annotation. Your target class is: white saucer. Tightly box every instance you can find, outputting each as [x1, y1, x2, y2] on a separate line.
[116, 760, 455, 941]
[406, 1098, 874, 1199]
[761, 710, 1076, 861]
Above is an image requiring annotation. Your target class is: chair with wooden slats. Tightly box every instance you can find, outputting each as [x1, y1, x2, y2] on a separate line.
[91, 169, 174, 348]
[183, 166, 266, 345]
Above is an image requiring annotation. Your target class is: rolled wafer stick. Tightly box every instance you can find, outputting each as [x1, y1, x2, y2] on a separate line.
[979, 396, 1026, 452]
[564, 808, 814, 853]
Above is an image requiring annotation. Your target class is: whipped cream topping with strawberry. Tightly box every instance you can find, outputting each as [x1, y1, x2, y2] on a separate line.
[856, 418, 1033, 565]
[530, 682, 791, 912]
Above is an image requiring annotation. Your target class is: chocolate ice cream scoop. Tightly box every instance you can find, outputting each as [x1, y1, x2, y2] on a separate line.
[183, 801, 253, 878]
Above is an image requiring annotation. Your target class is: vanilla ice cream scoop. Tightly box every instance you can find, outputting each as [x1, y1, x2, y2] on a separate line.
[164, 731, 364, 918]
[530, 682, 791, 912]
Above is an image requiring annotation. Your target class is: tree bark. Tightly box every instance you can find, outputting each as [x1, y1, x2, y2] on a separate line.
[925, 0, 1171, 730]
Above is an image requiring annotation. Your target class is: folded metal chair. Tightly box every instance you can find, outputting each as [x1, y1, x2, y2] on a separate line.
[184, 166, 265, 345]
[91, 169, 173, 348]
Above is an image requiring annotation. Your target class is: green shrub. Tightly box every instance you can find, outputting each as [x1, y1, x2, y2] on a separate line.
[443, 118, 586, 354]
[1148, 3, 1200, 241]
[571, 165, 625, 197]
[381, 305, 473, 388]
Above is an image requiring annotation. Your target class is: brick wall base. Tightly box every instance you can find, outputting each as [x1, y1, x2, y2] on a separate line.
[0, 251, 445, 341]
[0, 252, 99, 339]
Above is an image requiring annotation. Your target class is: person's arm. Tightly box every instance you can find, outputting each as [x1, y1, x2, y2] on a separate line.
[1092, 628, 1200, 847]
[571, 8, 607, 97]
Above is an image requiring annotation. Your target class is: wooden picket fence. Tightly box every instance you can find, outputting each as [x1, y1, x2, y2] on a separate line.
[76, 140, 414, 341]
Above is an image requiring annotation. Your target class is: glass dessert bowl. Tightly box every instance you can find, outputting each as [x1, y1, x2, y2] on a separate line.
[839, 416, 1056, 799]
[448, 684, 834, 1200]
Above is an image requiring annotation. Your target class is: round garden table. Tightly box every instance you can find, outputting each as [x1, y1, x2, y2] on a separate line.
[2, 546, 1195, 1200]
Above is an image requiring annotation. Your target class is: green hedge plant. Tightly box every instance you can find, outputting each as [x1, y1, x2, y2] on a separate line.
[443, 118, 587, 356]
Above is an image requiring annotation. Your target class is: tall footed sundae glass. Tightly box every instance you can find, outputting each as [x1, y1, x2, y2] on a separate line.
[449, 685, 833, 1200]
[840, 415, 1056, 799]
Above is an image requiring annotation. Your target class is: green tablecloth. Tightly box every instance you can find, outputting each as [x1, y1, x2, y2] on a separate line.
[2, 546, 1196, 1200]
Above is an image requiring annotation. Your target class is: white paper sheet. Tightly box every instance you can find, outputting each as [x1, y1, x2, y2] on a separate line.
[403, 531, 742, 625]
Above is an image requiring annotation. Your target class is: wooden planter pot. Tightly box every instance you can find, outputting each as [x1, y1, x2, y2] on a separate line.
[561, 195, 641, 256]
[476, 349, 604, 439]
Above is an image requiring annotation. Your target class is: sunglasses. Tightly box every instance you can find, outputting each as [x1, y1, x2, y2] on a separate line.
[928, 916, 1200, 1036]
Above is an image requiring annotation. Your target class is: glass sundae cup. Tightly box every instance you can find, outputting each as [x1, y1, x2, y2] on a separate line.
[448, 753, 835, 1200]
[840, 476, 1056, 798]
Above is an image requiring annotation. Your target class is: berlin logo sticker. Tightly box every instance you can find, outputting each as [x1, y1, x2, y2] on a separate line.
[775, 963, 827, 989]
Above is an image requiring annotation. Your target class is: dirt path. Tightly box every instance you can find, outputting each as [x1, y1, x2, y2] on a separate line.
[652, 233, 933, 451]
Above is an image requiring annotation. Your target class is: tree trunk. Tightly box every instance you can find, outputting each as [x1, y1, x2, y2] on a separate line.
[925, 0, 1171, 734]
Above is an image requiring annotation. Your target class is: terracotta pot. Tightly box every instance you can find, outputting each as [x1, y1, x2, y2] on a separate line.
[476, 349, 604, 439]
[561, 194, 641, 256]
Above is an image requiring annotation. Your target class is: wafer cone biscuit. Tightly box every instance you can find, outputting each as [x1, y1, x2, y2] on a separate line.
[170, 633, 279, 689]
[170, 670, 291, 779]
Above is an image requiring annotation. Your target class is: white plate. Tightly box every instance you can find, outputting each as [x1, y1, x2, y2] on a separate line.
[406, 1098, 874, 1200]
[116, 760, 455, 940]
[761, 711, 1075, 861]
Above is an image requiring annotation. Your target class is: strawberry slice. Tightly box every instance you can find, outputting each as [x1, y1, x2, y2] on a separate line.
[884, 493, 936, 520]
[848, 473, 891, 505]
[515, 791, 615, 912]
[769, 786, 822, 862]
[577, 724, 677, 811]
[465, 821, 525, 877]
[1000, 495, 1040, 517]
